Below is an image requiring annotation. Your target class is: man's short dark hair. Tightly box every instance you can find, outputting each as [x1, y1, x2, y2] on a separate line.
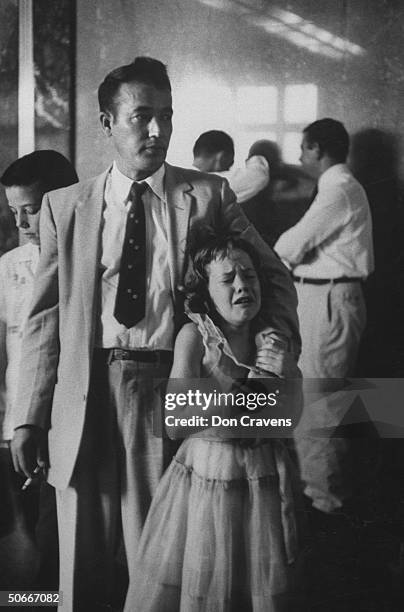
[98, 57, 171, 116]
[193, 130, 234, 159]
[1, 150, 78, 192]
[303, 118, 349, 163]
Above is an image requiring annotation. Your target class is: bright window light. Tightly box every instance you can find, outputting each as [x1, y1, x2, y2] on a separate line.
[169, 78, 234, 167]
[176, 79, 233, 125]
[283, 132, 302, 165]
[236, 86, 278, 124]
[284, 84, 317, 124]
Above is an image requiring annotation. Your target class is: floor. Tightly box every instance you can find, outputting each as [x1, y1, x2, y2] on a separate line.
[1, 442, 404, 611]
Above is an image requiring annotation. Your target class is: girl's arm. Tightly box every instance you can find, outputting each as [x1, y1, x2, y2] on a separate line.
[166, 323, 204, 439]
[170, 322, 204, 378]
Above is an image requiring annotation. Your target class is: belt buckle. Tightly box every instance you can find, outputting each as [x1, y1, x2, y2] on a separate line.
[113, 349, 131, 361]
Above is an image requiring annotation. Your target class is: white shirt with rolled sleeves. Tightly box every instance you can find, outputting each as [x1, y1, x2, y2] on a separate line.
[274, 163, 374, 514]
[274, 163, 374, 279]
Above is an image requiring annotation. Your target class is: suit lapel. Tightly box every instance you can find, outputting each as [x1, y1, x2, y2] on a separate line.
[75, 169, 109, 345]
[164, 164, 194, 290]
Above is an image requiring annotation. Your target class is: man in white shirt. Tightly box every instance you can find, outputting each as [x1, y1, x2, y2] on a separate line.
[193, 130, 270, 203]
[10, 58, 299, 611]
[0, 150, 78, 587]
[275, 118, 374, 513]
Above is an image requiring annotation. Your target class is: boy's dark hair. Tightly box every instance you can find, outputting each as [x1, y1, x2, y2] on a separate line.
[193, 130, 234, 159]
[1, 150, 78, 193]
[303, 118, 349, 163]
[184, 224, 263, 320]
[98, 56, 171, 116]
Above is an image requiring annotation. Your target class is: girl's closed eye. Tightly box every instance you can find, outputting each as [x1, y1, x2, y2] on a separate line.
[25, 206, 41, 215]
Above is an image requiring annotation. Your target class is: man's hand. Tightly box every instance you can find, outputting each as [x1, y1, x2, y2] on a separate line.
[10, 426, 49, 479]
[255, 346, 299, 378]
[254, 333, 299, 378]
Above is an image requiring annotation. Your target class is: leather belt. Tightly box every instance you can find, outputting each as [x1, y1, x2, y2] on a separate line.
[94, 348, 173, 364]
[292, 275, 362, 285]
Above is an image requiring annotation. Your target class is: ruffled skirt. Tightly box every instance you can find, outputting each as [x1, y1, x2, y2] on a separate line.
[129, 438, 299, 612]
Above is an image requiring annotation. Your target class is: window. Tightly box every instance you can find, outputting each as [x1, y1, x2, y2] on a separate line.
[235, 83, 318, 164]
[284, 84, 317, 124]
[236, 86, 278, 124]
[283, 84, 318, 163]
[168, 80, 318, 168]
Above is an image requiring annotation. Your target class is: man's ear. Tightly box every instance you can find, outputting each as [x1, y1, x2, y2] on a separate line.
[215, 151, 233, 172]
[312, 142, 322, 160]
[100, 111, 113, 136]
[219, 151, 234, 172]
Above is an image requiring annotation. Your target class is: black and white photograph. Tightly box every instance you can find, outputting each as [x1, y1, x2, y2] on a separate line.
[1, 1, 404, 610]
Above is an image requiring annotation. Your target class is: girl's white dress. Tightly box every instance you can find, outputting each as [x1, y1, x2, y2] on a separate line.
[130, 313, 300, 612]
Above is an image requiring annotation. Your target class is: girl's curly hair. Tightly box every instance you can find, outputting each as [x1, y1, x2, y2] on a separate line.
[184, 223, 265, 321]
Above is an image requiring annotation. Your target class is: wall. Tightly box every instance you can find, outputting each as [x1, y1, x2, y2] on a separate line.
[75, 0, 404, 374]
[76, 0, 404, 178]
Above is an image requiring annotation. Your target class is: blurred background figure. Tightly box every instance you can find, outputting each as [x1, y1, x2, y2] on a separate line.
[193, 132, 315, 247]
[242, 139, 315, 246]
[192, 129, 235, 173]
[0, 150, 78, 590]
[193, 129, 270, 203]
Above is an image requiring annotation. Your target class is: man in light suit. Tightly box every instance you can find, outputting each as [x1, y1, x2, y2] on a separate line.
[11, 57, 299, 611]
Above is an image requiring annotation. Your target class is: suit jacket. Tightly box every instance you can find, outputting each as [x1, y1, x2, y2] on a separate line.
[14, 163, 299, 489]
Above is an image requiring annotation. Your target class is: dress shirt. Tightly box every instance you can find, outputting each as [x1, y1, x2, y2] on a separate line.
[0, 242, 39, 440]
[95, 162, 175, 349]
[274, 164, 374, 278]
[215, 155, 269, 203]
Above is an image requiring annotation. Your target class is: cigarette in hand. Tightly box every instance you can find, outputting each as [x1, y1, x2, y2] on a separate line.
[21, 466, 42, 490]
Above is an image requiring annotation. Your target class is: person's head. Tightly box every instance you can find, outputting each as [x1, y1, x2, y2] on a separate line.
[99, 57, 173, 181]
[300, 118, 349, 178]
[193, 130, 234, 173]
[1, 150, 78, 245]
[248, 139, 282, 173]
[185, 226, 262, 331]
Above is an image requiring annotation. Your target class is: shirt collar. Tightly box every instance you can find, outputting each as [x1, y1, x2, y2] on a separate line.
[318, 163, 347, 189]
[111, 161, 166, 203]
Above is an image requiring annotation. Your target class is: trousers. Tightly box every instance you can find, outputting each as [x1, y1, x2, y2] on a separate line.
[293, 281, 366, 512]
[56, 354, 175, 611]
